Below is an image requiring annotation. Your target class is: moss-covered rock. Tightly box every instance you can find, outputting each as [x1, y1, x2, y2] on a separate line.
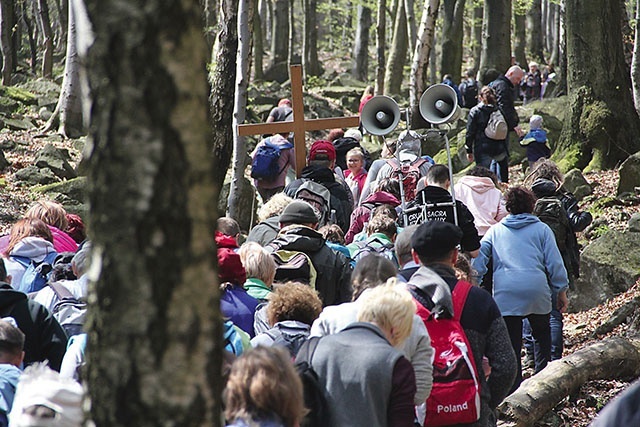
[618, 152, 640, 195]
[33, 177, 87, 217]
[0, 86, 37, 105]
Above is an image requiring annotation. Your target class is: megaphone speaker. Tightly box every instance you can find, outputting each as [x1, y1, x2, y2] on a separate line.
[360, 95, 401, 136]
[419, 84, 462, 125]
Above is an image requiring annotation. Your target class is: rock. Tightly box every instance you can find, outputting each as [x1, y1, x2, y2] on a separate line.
[0, 86, 37, 105]
[263, 62, 290, 84]
[14, 166, 58, 185]
[34, 144, 77, 180]
[618, 152, 640, 195]
[0, 150, 10, 171]
[328, 73, 367, 89]
[4, 117, 35, 131]
[38, 107, 53, 121]
[34, 177, 87, 217]
[564, 169, 592, 199]
[571, 230, 640, 311]
[0, 97, 19, 114]
[629, 213, 640, 232]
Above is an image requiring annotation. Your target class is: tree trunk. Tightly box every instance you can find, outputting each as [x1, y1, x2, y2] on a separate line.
[211, 0, 238, 187]
[513, 10, 526, 68]
[0, 0, 13, 85]
[498, 337, 640, 427]
[37, 0, 54, 78]
[409, 0, 440, 127]
[56, 0, 69, 53]
[303, 0, 321, 76]
[229, 0, 256, 230]
[552, 0, 567, 96]
[252, 0, 264, 80]
[621, 0, 634, 71]
[471, 5, 482, 76]
[479, 0, 511, 79]
[557, 0, 640, 171]
[632, 0, 640, 113]
[375, 0, 386, 94]
[287, 0, 294, 68]
[384, 0, 408, 96]
[439, 0, 466, 83]
[19, 1, 37, 75]
[202, 0, 217, 50]
[85, 0, 221, 423]
[526, 0, 544, 63]
[352, 5, 372, 81]
[404, 0, 417, 58]
[271, 0, 288, 65]
[548, 1, 560, 66]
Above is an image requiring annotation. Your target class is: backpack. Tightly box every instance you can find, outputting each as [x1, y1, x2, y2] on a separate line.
[48, 282, 87, 337]
[460, 80, 478, 108]
[13, 252, 58, 294]
[409, 280, 481, 427]
[223, 320, 248, 356]
[271, 250, 318, 289]
[264, 328, 308, 358]
[295, 337, 331, 427]
[250, 137, 293, 180]
[484, 109, 509, 140]
[386, 158, 427, 203]
[351, 238, 398, 266]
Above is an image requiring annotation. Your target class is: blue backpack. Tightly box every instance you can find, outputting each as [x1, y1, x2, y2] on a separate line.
[251, 138, 293, 180]
[13, 252, 58, 294]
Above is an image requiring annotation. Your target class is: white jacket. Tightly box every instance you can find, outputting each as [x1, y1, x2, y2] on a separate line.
[454, 176, 508, 236]
[3, 237, 56, 289]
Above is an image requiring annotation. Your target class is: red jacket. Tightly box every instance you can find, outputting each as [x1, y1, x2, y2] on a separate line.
[344, 191, 400, 244]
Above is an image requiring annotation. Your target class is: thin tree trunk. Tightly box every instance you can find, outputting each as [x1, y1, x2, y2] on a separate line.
[271, 0, 288, 65]
[85, 0, 221, 423]
[19, 1, 37, 75]
[439, 0, 466, 83]
[352, 5, 372, 81]
[632, 0, 640, 113]
[253, 0, 264, 79]
[549, 1, 560, 66]
[384, 0, 408, 95]
[479, 0, 511, 79]
[202, 0, 217, 50]
[404, 0, 417, 57]
[513, 10, 526, 68]
[526, 0, 544, 63]
[552, 0, 566, 95]
[287, 0, 294, 68]
[0, 0, 14, 85]
[37, 0, 54, 78]
[55, 0, 68, 53]
[375, 0, 386, 94]
[303, 0, 321, 76]
[471, 5, 482, 76]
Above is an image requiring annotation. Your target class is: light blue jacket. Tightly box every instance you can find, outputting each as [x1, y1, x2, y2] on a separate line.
[472, 213, 568, 316]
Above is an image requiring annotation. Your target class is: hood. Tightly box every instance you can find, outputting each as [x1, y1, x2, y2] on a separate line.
[502, 213, 540, 229]
[407, 266, 453, 318]
[215, 231, 239, 249]
[270, 225, 325, 253]
[217, 247, 246, 285]
[9, 237, 55, 262]
[0, 284, 27, 310]
[332, 137, 359, 152]
[295, 181, 331, 206]
[363, 191, 400, 207]
[457, 176, 497, 194]
[531, 178, 558, 198]
[300, 164, 335, 184]
[525, 128, 547, 143]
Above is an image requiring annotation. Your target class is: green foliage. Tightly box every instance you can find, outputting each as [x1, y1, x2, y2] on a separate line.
[306, 75, 327, 89]
[591, 223, 610, 239]
[513, 0, 533, 15]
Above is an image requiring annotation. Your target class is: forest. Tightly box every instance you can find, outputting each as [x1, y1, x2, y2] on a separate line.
[1, 0, 640, 426]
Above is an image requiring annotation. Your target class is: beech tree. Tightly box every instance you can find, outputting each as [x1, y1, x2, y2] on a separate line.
[384, 0, 408, 95]
[439, 0, 466, 83]
[526, 0, 544, 63]
[478, 0, 512, 79]
[0, 0, 13, 84]
[352, 5, 372, 81]
[37, 0, 54, 78]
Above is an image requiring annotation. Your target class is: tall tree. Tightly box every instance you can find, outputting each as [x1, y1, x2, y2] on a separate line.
[253, 0, 264, 79]
[352, 5, 372, 81]
[439, 0, 466, 82]
[384, 0, 408, 95]
[513, 6, 527, 67]
[37, 0, 54, 78]
[557, 0, 640, 171]
[85, 0, 221, 424]
[375, 0, 386, 93]
[0, 0, 14, 84]
[271, 0, 289, 65]
[526, 0, 544, 63]
[404, 0, 417, 56]
[478, 0, 512, 79]
[471, 3, 483, 75]
[19, 0, 37, 75]
[303, 0, 321, 76]
[632, 0, 640, 113]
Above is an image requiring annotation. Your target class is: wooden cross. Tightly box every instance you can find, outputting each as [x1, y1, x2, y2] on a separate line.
[237, 64, 360, 177]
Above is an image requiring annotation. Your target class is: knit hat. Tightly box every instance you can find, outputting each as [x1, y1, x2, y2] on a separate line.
[529, 115, 543, 130]
[411, 221, 463, 260]
[344, 129, 363, 142]
[279, 201, 319, 225]
[217, 247, 246, 284]
[308, 140, 336, 162]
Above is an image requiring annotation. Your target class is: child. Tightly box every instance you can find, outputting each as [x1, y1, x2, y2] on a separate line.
[520, 114, 551, 165]
[344, 147, 368, 206]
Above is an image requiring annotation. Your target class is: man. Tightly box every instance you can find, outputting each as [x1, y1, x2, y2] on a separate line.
[0, 320, 24, 425]
[410, 164, 481, 257]
[394, 225, 419, 282]
[408, 221, 517, 427]
[267, 201, 352, 306]
[285, 140, 353, 233]
[266, 98, 293, 123]
[488, 66, 525, 183]
[459, 69, 479, 109]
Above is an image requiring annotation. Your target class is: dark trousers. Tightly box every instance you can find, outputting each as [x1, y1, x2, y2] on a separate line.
[503, 313, 551, 392]
[257, 186, 284, 204]
[523, 309, 564, 360]
[475, 151, 509, 183]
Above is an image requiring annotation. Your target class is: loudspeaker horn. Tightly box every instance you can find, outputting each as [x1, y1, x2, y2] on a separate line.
[360, 95, 401, 136]
[419, 84, 461, 125]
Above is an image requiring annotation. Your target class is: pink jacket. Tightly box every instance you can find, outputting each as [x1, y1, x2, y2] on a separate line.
[344, 191, 400, 244]
[454, 176, 508, 236]
[0, 225, 77, 254]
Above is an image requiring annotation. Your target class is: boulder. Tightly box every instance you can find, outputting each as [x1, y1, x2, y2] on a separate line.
[629, 213, 640, 233]
[618, 152, 640, 195]
[34, 144, 77, 180]
[263, 61, 290, 84]
[38, 107, 53, 121]
[564, 169, 592, 199]
[33, 177, 87, 217]
[570, 230, 640, 312]
[3, 117, 35, 131]
[14, 166, 58, 185]
[0, 98, 19, 114]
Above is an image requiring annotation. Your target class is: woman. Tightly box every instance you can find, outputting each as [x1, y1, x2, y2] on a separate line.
[344, 147, 368, 206]
[224, 346, 306, 427]
[239, 242, 276, 303]
[471, 186, 569, 390]
[24, 201, 78, 253]
[465, 86, 509, 183]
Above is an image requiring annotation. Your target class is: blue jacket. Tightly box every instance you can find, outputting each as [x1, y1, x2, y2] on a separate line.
[472, 214, 568, 316]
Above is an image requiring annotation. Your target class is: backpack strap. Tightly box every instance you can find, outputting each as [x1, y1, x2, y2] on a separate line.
[48, 282, 75, 300]
[451, 280, 473, 322]
[11, 256, 31, 269]
[295, 336, 322, 365]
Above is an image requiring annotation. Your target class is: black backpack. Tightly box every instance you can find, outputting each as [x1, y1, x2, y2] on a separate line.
[460, 80, 479, 108]
[295, 337, 331, 427]
[264, 328, 308, 358]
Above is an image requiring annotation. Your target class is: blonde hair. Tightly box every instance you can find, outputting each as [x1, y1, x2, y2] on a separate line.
[224, 346, 306, 427]
[4, 218, 53, 257]
[346, 147, 365, 161]
[25, 200, 68, 231]
[357, 279, 415, 346]
[238, 242, 276, 286]
[258, 193, 293, 222]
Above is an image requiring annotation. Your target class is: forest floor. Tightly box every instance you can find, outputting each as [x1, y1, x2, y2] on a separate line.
[1, 122, 639, 426]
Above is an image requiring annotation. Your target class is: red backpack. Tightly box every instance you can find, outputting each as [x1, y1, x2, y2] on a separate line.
[410, 280, 481, 426]
[386, 158, 426, 203]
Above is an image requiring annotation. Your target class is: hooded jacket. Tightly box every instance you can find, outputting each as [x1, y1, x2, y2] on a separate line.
[472, 214, 569, 316]
[4, 237, 57, 289]
[489, 75, 519, 130]
[246, 216, 280, 247]
[530, 179, 593, 233]
[465, 103, 508, 159]
[267, 225, 352, 306]
[345, 191, 400, 244]
[454, 176, 508, 236]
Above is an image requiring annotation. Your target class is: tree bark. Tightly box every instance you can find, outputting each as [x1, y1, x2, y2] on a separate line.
[526, 0, 544, 63]
[252, 0, 264, 80]
[498, 337, 640, 427]
[211, 0, 238, 188]
[548, 1, 560, 66]
[552, 0, 567, 96]
[404, 0, 417, 58]
[375, 0, 386, 94]
[439, 0, 466, 83]
[202, 0, 217, 51]
[471, 5, 482, 75]
[513, 9, 526, 68]
[86, 0, 221, 423]
[352, 5, 372, 81]
[557, 0, 640, 171]
[479, 0, 511, 79]
[384, 0, 408, 95]
[19, 1, 37, 75]
[271, 0, 288, 65]
[37, 0, 54, 78]
[632, 0, 640, 113]
[0, 0, 13, 85]
[303, 0, 321, 77]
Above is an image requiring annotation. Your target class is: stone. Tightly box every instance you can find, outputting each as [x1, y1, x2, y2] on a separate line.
[39, 107, 53, 121]
[564, 169, 592, 198]
[4, 117, 35, 131]
[263, 61, 290, 84]
[34, 144, 77, 180]
[0, 97, 19, 114]
[629, 213, 640, 232]
[618, 152, 640, 195]
[14, 166, 58, 185]
[573, 185, 593, 201]
[34, 177, 87, 217]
